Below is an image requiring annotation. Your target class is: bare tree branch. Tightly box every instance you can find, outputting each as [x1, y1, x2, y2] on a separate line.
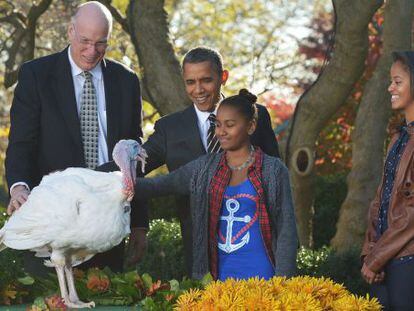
[0, 0, 15, 12]
[0, 12, 26, 29]
[97, 0, 130, 33]
[27, 0, 54, 24]
[273, 60, 302, 72]
[2, 0, 53, 88]
[0, 29, 17, 54]
[257, 88, 272, 96]
[253, 24, 280, 61]
[169, 0, 183, 12]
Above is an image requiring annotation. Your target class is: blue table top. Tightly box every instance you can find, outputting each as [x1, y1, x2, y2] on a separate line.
[0, 305, 141, 310]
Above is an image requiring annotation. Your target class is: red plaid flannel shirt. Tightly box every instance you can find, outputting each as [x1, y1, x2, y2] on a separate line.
[208, 147, 274, 280]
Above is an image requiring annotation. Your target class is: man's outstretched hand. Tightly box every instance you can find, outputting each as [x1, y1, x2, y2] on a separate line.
[7, 185, 30, 215]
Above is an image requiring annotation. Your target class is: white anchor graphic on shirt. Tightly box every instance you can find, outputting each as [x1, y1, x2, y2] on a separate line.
[218, 198, 251, 253]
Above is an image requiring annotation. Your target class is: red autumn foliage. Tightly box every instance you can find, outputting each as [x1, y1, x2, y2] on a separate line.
[165, 293, 175, 301]
[72, 268, 85, 280]
[145, 280, 170, 297]
[86, 274, 110, 293]
[261, 93, 296, 134]
[264, 9, 384, 174]
[45, 295, 67, 310]
[134, 276, 145, 293]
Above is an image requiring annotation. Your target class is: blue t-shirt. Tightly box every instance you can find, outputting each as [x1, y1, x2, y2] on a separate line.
[217, 179, 274, 281]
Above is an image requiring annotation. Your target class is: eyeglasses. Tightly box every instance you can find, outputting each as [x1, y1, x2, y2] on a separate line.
[72, 25, 108, 52]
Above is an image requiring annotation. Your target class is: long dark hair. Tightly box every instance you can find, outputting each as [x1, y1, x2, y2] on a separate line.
[392, 51, 414, 98]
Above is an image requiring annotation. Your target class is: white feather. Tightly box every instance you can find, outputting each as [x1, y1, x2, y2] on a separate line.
[0, 168, 130, 265]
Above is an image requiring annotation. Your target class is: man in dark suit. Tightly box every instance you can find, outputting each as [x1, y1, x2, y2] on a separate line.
[5, 1, 147, 274]
[141, 47, 279, 275]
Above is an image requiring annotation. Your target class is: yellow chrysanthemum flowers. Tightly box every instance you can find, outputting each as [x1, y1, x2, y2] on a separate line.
[175, 276, 380, 311]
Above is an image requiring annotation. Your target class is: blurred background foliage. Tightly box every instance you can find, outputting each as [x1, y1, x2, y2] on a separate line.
[1, 0, 413, 300]
[0, 0, 333, 220]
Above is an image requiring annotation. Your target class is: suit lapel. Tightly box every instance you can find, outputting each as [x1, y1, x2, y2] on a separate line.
[52, 48, 83, 151]
[181, 105, 206, 157]
[102, 59, 120, 159]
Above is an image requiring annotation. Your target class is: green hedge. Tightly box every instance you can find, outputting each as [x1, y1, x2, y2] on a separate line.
[297, 246, 368, 295]
[313, 173, 347, 248]
[0, 219, 368, 306]
[146, 173, 349, 249]
[148, 196, 177, 221]
[135, 219, 185, 281]
[0, 249, 29, 304]
[138, 219, 368, 295]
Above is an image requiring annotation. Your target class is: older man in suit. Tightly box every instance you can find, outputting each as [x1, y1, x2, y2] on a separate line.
[5, 1, 147, 274]
[141, 47, 280, 275]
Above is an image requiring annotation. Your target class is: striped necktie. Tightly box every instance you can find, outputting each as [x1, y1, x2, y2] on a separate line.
[80, 71, 99, 169]
[207, 113, 222, 153]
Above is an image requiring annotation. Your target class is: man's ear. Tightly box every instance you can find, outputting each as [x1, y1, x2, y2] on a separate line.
[68, 23, 75, 41]
[221, 70, 229, 85]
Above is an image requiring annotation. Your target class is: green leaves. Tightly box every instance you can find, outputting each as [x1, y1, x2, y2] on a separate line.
[0, 249, 28, 304]
[93, 296, 133, 306]
[16, 268, 210, 309]
[200, 273, 213, 287]
[168, 279, 180, 292]
[136, 219, 185, 280]
[17, 276, 35, 285]
[141, 273, 153, 290]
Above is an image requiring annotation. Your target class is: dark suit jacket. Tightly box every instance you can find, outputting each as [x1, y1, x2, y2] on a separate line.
[143, 104, 279, 173]
[5, 47, 147, 228]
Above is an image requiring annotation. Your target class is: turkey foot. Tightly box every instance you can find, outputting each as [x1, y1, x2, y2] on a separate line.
[63, 299, 95, 309]
[64, 265, 96, 308]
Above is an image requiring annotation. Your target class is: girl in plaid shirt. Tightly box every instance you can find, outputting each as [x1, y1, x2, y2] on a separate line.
[135, 89, 298, 280]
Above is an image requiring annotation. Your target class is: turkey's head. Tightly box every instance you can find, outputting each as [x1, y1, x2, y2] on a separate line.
[113, 140, 147, 201]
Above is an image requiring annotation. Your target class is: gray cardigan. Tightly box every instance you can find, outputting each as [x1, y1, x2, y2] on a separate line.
[135, 153, 298, 279]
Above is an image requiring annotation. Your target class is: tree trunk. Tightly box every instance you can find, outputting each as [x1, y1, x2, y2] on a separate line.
[331, 0, 414, 252]
[127, 0, 190, 115]
[286, 0, 383, 247]
[3, 0, 53, 88]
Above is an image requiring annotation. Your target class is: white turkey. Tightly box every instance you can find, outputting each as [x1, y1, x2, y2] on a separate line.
[0, 139, 146, 308]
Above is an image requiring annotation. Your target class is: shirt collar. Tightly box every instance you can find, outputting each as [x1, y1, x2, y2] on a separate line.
[399, 120, 414, 131]
[68, 46, 103, 80]
[193, 104, 218, 124]
[193, 93, 225, 124]
[406, 120, 414, 127]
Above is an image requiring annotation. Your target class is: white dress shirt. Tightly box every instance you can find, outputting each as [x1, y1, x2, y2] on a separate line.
[193, 104, 217, 151]
[68, 47, 109, 166]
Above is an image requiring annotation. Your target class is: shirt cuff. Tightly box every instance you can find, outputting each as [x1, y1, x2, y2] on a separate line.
[10, 182, 30, 195]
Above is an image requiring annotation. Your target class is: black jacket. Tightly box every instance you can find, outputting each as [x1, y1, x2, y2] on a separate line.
[5, 47, 147, 227]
